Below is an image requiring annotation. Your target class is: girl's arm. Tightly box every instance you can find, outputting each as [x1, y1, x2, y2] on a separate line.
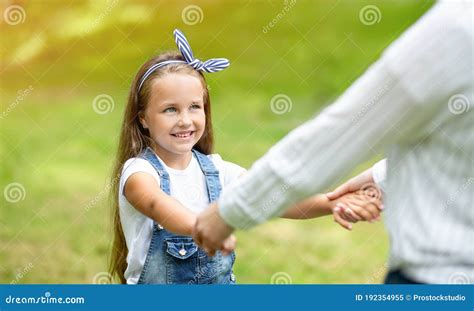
[124, 172, 196, 236]
[238, 168, 382, 224]
[281, 191, 382, 223]
[280, 194, 332, 219]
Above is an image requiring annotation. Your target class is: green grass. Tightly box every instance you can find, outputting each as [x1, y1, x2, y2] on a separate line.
[0, 0, 433, 283]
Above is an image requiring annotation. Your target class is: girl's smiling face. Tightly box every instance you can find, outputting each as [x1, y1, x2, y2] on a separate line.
[140, 73, 206, 160]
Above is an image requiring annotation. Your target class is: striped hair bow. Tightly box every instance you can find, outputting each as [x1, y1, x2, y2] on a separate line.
[138, 29, 230, 92]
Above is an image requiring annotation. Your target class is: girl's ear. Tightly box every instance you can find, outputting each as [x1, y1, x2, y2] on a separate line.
[139, 112, 148, 129]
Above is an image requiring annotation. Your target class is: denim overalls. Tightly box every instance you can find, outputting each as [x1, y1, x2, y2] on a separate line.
[136, 147, 236, 284]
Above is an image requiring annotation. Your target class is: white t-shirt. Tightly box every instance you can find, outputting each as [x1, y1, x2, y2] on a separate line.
[119, 152, 246, 284]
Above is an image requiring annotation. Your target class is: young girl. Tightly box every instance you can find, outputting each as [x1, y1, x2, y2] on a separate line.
[109, 29, 381, 284]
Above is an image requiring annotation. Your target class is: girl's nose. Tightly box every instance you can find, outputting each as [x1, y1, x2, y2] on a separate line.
[177, 112, 192, 127]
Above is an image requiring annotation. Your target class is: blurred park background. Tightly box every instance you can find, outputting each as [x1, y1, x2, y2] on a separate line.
[0, 0, 434, 284]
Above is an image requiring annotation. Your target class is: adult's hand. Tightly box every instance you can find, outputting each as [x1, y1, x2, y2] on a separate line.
[327, 167, 384, 225]
[193, 202, 235, 256]
[326, 167, 375, 200]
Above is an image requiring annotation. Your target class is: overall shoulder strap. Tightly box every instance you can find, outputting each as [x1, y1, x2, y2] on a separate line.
[138, 147, 171, 195]
[192, 149, 222, 202]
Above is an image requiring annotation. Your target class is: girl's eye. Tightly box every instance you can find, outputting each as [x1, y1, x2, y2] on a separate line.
[163, 107, 177, 113]
[190, 104, 201, 110]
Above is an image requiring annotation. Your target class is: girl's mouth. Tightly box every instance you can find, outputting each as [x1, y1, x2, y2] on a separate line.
[171, 131, 195, 139]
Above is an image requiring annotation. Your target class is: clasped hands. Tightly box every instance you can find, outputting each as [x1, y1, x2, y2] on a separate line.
[192, 182, 383, 256]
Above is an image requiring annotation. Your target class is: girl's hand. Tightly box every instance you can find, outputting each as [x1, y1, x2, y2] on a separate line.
[332, 189, 383, 230]
[221, 234, 237, 256]
[193, 202, 235, 256]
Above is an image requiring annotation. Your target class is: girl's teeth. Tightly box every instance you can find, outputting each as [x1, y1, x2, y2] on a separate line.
[175, 132, 192, 138]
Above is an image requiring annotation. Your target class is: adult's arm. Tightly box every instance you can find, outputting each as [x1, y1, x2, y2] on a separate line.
[218, 2, 472, 230]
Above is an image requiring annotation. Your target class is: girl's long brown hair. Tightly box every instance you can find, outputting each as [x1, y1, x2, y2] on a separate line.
[109, 51, 214, 283]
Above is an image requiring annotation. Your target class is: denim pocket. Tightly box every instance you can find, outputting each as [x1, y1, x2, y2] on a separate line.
[165, 238, 198, 259]
[164, 237, 199, 284]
